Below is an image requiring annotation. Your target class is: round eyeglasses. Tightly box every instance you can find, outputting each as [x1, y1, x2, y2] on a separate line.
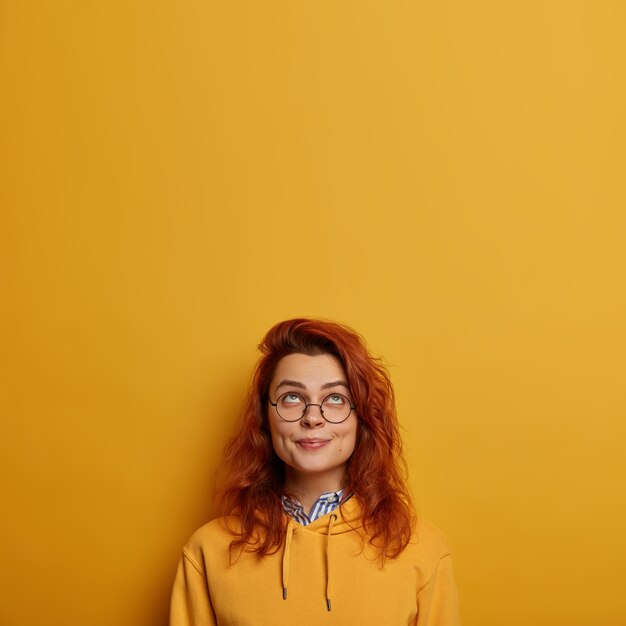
[269, 391, 356, 424]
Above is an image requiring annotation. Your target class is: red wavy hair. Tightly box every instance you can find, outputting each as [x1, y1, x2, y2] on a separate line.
[216, 318, 415, 561]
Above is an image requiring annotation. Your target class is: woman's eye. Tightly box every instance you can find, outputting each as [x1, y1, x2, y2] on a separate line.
[284, 393, 302, 404]
[327, 394, 345, 404]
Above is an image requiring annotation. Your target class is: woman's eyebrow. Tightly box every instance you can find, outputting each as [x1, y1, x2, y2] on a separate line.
[320, 381, 350, 390]
[274, 380, 350, 391]
[275, 379, 307, 390]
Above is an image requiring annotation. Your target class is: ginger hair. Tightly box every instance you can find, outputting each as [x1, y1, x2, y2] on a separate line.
[216, 318, 415, 560]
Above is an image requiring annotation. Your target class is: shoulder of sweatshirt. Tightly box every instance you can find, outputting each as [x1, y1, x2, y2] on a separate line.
[179, 517, 238, 571]
[180, 513, 453, 573]
[184, 516, 239, 549]
[410, 516, 454, 562]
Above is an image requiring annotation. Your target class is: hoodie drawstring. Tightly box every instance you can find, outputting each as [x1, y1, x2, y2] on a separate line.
[281, 513, 338, 611]
[326, 514, 337, 611]
[282, 519, 295, 600]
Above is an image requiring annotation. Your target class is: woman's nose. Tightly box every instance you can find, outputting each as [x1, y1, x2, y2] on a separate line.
[301, 403, 325, 426]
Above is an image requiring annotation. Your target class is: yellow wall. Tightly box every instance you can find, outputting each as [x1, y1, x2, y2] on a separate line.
[1, 2, 625, 625]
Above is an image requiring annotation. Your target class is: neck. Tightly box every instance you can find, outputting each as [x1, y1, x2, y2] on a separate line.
[284, 469, 346, 514]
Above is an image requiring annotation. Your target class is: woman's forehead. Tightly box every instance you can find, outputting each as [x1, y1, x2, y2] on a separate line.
[270, 353, 347, 389]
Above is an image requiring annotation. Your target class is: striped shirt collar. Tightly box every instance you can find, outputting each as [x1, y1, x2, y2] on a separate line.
[281, 489, 348, 526]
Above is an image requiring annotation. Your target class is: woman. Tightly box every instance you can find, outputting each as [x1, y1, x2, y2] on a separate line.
[170, 318, 460, 625]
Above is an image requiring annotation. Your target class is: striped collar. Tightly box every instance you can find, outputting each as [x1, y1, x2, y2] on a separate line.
[281, 489, 348, 526]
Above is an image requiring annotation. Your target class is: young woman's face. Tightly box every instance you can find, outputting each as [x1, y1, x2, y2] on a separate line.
[268, 352, 358, 491]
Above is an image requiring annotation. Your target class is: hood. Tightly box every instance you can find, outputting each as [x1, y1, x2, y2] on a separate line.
[281, 495, 363, 612]
[303, 495, 364, 535]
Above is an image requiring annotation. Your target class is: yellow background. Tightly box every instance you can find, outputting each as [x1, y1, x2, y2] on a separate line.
[1, 2, 625, 625]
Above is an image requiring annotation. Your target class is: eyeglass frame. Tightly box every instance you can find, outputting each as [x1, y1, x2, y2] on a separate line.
[268, 391, 357, 424]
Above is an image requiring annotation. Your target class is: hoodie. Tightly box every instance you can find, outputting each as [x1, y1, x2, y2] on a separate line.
[169, 497, 461, 625]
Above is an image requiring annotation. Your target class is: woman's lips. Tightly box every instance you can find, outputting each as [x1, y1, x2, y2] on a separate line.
[295, 439, 331, 450]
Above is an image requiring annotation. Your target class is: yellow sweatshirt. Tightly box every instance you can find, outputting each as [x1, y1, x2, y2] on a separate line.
[170, 497, 461, 625]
